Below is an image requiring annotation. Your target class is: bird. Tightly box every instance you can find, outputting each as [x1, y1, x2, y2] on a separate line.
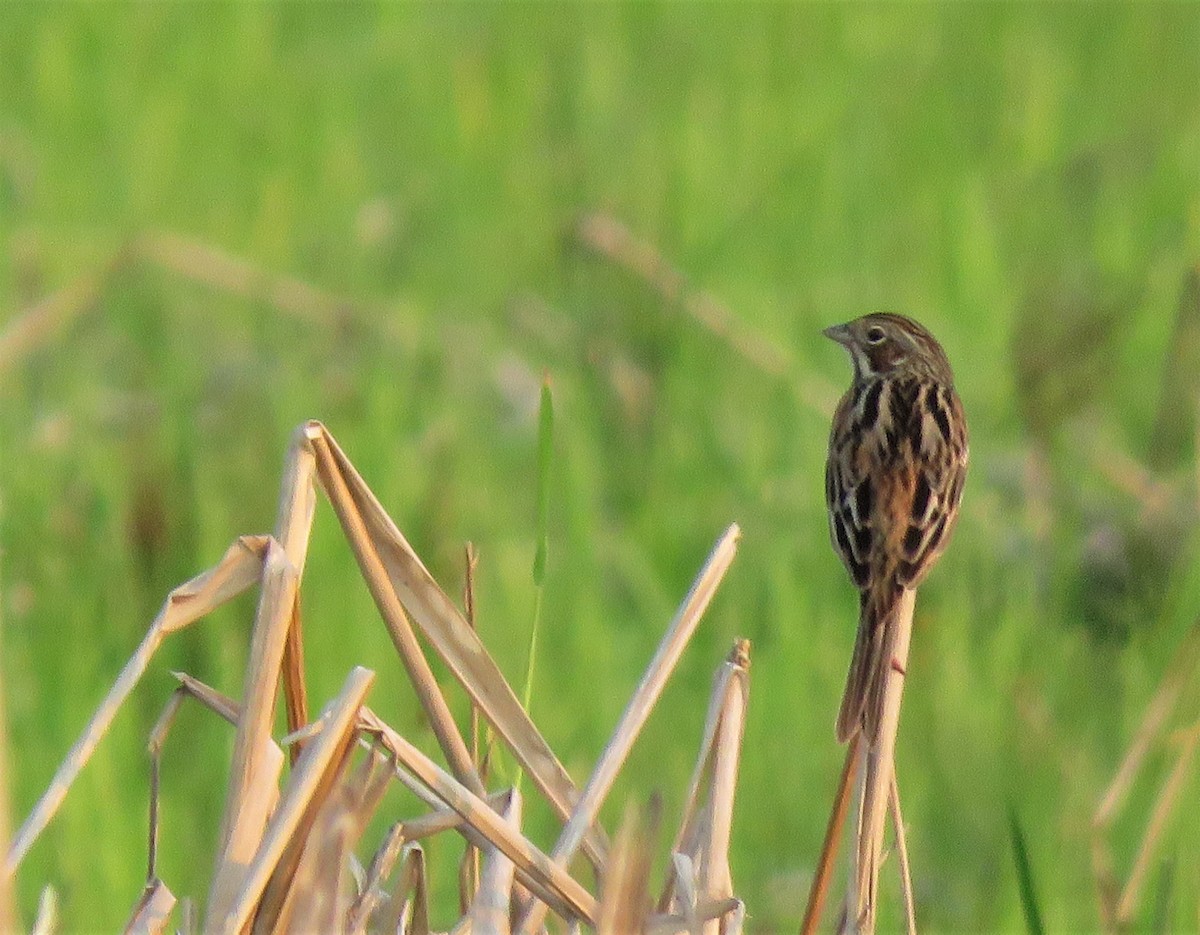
[824, 312, 969, 744]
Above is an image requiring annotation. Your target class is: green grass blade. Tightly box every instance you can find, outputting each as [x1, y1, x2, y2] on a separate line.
[1008, 806, 1045, 935]
[516, 376, 553, 794]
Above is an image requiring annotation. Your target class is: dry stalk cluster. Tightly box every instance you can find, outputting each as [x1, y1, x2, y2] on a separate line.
[3, 422, 748, 935]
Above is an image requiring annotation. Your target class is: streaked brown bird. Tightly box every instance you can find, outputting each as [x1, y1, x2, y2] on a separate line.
[824, 313, 969, 744]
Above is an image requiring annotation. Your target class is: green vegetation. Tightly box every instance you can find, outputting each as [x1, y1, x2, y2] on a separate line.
[2, 5, 1200, 931]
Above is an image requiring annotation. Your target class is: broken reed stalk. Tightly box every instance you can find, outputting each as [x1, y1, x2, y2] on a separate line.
[6, 422, 747, 933]
[849, 586, 916, 934]
[514, 524, 742, 935]
[800, 735, 860, 935]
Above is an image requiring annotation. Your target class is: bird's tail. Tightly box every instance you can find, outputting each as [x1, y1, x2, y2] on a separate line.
[835, 585, 902, 744]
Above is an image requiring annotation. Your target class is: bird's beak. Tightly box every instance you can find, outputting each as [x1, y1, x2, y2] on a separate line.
[823, 323, 852, 346]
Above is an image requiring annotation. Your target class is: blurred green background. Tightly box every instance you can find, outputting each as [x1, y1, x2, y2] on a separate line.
[3, 4, 1200, 932]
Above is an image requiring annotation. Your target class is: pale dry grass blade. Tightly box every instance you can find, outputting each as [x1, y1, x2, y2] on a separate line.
[377, 844, 429, 935]
[213, 666, 375, 935]
[647, 899, 743, 935]
[888, 774, 916, 935]
[597, 800, 660, 935]
[851, 587, 916, 933]
[469, 789, 522, 935]
[1093, 621, 1200, 928]
[272, 746, 394, 933]
[31, 887, 56, 935]
[801, 735, 860, 935]
[5, 535, 271, 877]
[137, 230, 377, 327]
[0, 249, 126, 376]
[357, 708, 596, 924]
[516, 523, 741, 935]
[123, 879, 176, 935]
[1116, 719, 1200, 926]
[700, 641, 750, 935]
[206, 541, 299, 925]
[659, 640, 750, 919]
[1095, 622, 1200, 828]
[347, 822, 407, 935]
[307, 422, 605, 860]
[307, 424, 486, 799]
[274, 426, 321, 758]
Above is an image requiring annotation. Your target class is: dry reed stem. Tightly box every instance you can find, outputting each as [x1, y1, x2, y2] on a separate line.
[461, 542, 484, 911]
[307, 426, 486, 799]
[1092, 621, 1200, 929]
[346, 822, 407, 934]
[850, 587, 916, 933]
[31, 887, 56, 935]
[1116, 719, 1200, 925]
[357, 708, 595, 924]
[123, 879, 176, 935]
[598, 801, 661, 935]
[377, 844, 429, 935]
[647, 898, 743, 935]
[700, 640, 750, 935]
[4, 535, 271, 877]
[469, 789, 523, 935]
[1095, 622, 1200, 828]
[273, 747, 392, 933]
[137, 230, 374, 327]
[0, 248, 124, 376]
[888, 774, 916, 935]
[206, 541, 299, 925]
[658, 640, 750, 928]
[515, 523, 741, 935]
[574, 212, 839, 418]
[800, 734, 860, 935]
[211, 666, 375, 934]
[307, 423, 607, 864]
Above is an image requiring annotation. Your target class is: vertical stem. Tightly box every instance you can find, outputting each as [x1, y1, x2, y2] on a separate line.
[852, 587, 916, 932]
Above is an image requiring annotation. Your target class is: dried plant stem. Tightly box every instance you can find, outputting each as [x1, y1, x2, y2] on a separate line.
[5, 536, 270, 878]
[1116, 720, 1200, 924]
[801, 734, 860, 935]
[889, 773, 916, 935]
[851, 587, 916, 933]
[514, 524, 741, 935]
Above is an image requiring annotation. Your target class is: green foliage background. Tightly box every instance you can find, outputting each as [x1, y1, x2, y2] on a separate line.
[3, 5, 1200, 931]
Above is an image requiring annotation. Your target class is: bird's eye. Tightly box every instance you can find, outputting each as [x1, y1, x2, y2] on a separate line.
[866, 326, 886, 345]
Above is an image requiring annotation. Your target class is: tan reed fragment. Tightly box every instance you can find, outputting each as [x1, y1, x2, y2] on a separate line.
[347, 822, 407, 935]
[137, 230, 376, 327]
[801, 734, 859, 935]
[4, 535, 271, 878]
[308, 427, 485, 797]
[888, 774, 916, 935]
[213, 666, 375, 935]
[273, 746, 392, 933]
[376, 843, 429, 935]
[1116, 719, 1200, 926]
[659, 639, 750, 919]
[598, 799, 661, 935]
[646, 898, 743, 935]
[205, 540, 298, 926]
[307, 422, 606, 864]
[515, 523, 741, 935]
[701, 640, 750, 935]
[1092, 620, 1200, 930]
[461, 542, 484, 911]
[850, 587, 916, 934]
[357, 708, 596, 924]
[123, 878, 176, 935]
[31, 887, 57, 935]
[469, 789, 522, 935]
